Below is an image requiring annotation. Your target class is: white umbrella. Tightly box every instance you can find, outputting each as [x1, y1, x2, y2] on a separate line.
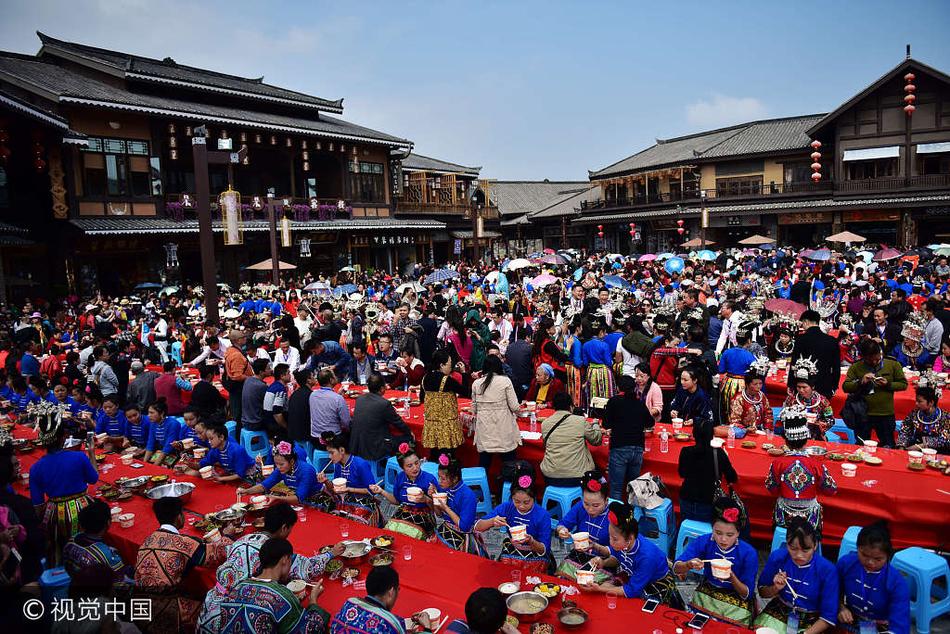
[856, 250, 874, 264]
[484, 271, 502, 283]
[395, 281, 423, 294]
[223, 308, 242, 319]
[161, 286, 179, 296]
[505, 258, 533, 271]
[339, 266, 356, 272]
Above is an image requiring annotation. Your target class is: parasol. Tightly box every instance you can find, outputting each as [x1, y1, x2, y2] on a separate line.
[681, 237, 716, 248]
[873, 247, 902, 262]
[134, 282, 162, 290]
[664, 257, 685, 274]
[530, 273, 559, 288]
[161, 286, 179, 296]
[825, 230, 866, 243]
[803, 249, 832, 261]
[738, 234, 775, 245]
[537, 253, 569, 265]
[423, 269, 460, 284]
[638, 253, 657, 262]
[542, 248, 556, 254]
[504, 258, 534, 271]
[696, 249, 718, 261]
[339, 266, 356, 272]
[303, 281, 330, 292]
[246, 259, 297, 271]
[656, 253, 675, 261]
[764, 298, 807, 319]
[602, 275, 631, 290]
[395, 281, 424, 294]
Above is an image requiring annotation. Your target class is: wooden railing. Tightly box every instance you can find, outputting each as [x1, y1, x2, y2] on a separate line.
[162, 195, 355, 222]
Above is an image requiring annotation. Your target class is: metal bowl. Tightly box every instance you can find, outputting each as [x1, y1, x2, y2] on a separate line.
[117, 476, 151, 491]
[145, 482, 196, 504]
[506, 591, 549, 624]
[556, 604, 589, 629]
[340, 540, 373, 564]
[804, 446, 828, 457]
[212, 508, 245, 524]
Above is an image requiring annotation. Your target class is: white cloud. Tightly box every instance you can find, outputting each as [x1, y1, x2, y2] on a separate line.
[685, 94, 768, 128]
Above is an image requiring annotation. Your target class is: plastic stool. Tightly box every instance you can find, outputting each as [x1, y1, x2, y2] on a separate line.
[384, 456, 401, 494]
[370, 459, 386, 483]
[892, 547, 950, 634]
[501, 481, 512, 504]
[461, 467, 493, 517]
[311, 449, 330, 473]
[838, 525, 862, 561]
[541, 486, 583, 529]
[225, 420, 238, 439]
[675, 519, 712, 559]
[294, 441, 314, 464]
[826, 423, 856, 445]
[421, 461, 439, 480]
[771, 526, 822, 557]
[240, 429, 270, 460]
[634, 498, 675, 556]
[39, 567, 70, 605]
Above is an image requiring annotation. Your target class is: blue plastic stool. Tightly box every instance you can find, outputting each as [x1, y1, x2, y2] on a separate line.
[421, 460, 439, 480]
[294, 441, 314, 465]
[225, 420, 238, 439]
[40, 567, 71, 605]
[541, 486, 583, 529]
[311, 449, 330, 473]
[634, 498, 675, 556]
[240, 429, 270, 460]
[501, 481, 512, 504]
[838, 525, 862, 561]
[826, 423, 856, 445]
[892, 547, 950, 634]
[384, 456, 401, 494]
[675, 519, 712, 559]
[461, 467, 493, 517]
[771, 526, 822, 557]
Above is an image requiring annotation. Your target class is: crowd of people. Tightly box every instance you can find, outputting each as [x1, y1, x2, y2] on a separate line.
[1, 243, 947, 632]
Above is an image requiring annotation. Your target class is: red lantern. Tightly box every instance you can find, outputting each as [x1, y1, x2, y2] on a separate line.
[597, 224, 604, 239]
[810, 162, 821, 171]
[904, 94, 916, 104]
[810, 151, 821, 161]
[904, 72, 915, 82]
[811, 172, 822, 182]
[676, 219, 684, 227]
[904, 104, 916, 115]
[34, 157, 46, 171]
[905, 83, 916, 93]
[810, 140, 821, 150]
[677, 227, 685, 235]
[629, 229, 636, 238]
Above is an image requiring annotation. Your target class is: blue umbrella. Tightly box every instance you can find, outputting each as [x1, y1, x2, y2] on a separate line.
[134, 282, 162, 290]
[495, 272, 510, 296]
[331, 284, 357, 297]
[664, 257, 685, 274]
[805, 248, 832, 261]
[696, 249, 718, 261]
[602, 275, 631, 290]
[424, 268, 460, 285]
[572, 267, 584, 281]
[656, 253, 675, 261]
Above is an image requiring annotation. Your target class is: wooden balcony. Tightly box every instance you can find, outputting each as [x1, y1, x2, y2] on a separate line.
[396, 198, 500, 219]
[162, 194, 355, 222]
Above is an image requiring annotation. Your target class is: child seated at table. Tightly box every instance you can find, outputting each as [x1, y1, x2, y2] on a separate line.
[836, 521, 910, 634]
[94, 395, 129, 449]
[554, 471, 613, 584]
[755, 518, 838, 633]
[194, 423, 255, 482]
[673, 498, 758, 627]
[586, 501, 683, 608]
[62, 499, 132, 587]
[474, 471, 553, 574]
[314, 431, 381, 526]
[168, 407, 209, 455]
[369, 443, 438, 540]
[123, 404, 150, 455]
[765, 408, 837, 540]
[428, 453, 485, 557]
[144, 399, 182, 465]
[237, 440, 320, 505]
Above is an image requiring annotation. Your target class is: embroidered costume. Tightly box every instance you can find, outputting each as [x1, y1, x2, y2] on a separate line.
[899, 406, 950, 454]
[314, 455, 380, 526]
[836, 552, 911, 634]
[608, 536, 682, 608]
[765, 451, 837, 540]
[218, 577, 329, 633]
[554, 501, 613, 584]
[330, 596, 406, 634]
[483, 501, 553, 574]
[384, 470, 438, 541]
[433, 480, 484, 557]
[674, 534, 758, 626]
[754, 548, 839, 634]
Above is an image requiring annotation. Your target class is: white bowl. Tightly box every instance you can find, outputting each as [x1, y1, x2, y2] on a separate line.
[251, 495, 267, 505]
[710, 558, 732, 579]
[571, 531, 590, 551]
[509, 524, 528, 542]
[406, 486, 423, 503]
[863, 440, 878, 454]
[199, 466, 214, 479]
[333, 477, 348, 493]
[576, 569, 595, 586]
[118, 513, 135, 529]
[908, 450, 924, 464]
[841, 463, 857, 477]
[261, 464, 274, 476]
[432, 492, 448, 507]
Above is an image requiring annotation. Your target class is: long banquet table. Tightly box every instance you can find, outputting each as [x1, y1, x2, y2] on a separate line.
[12, 427, 747, 634]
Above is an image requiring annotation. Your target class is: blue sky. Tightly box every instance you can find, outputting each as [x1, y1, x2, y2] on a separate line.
[3, 0, 949, 180]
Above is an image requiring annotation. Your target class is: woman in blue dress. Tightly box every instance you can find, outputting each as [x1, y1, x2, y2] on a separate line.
[554, 471, 612, 584]
[426, 453, 484, 556]
[836, 522, 910, 634]
[755, 518, 839, 633]
[586, 501, 682, 608]
[123, 404, 150, 455]
[673, 498, 758, 627]
[143, 399, 182, 465]
[237, 440, 319, 505]
[194, 423, 255, 482]
[315, 432, 380, 526]
[474, 472, 553, 574]
[581, 319, 616, 402]
[670, 367, 714, 429]
[169, 407, 210, 454]
[94, 394, 129, 449]
[369, 443, 438, 540]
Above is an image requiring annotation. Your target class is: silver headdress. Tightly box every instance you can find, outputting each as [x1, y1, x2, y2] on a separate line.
[791, 355, 819, 382]
[748, 356, 771, 378]
[780, 406, 811, 441]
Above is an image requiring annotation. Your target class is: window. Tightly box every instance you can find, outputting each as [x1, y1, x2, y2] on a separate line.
[783, 162, 812, 184]
[716, 176, 763, 196]
[348, 161, 385, 203]
[845, 158, 897, 180]
[81, 137, 156, 198]
[918, 154, 950, 175]
[306, 177, 318, 198]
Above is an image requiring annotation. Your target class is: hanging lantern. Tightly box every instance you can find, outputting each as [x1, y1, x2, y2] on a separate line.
[169, 148, 178, 160]
[904, 93, 916, 104]
[168, 136, 177, 148]
[676, 219, 684, 227]
[316, 141, 322, 151]
[164, 243, 179, 268]
[810, 150, 821, 161]
[254, 133, 262, 144]
[904, 72, 916, 116]
[286, 137, 293, 148]
[251, 196, 264, 211]
[302, 151, 309, 161]
[270, 135, 277, 145]
[352, 146, 358, 155]
[328, 142, 334, 152]
[597, 224, 604, 238]
[809, 139, 823, 182]
[220, 129, 228, 140]
[629, 229, 636, 238]
[32, 138, 46, 172]
[299, 238, 311, 257]
[167, 123, 176, 134]
[677, 227, 685, 235]
[302, 161, 310, 171]
[220, 189, 243, 245]
[301, 139, 308, 150]
[185, 126, 193, 137]
[242, 152, 250, 166]
[280, 214, 292, 247]
[904, 104, 916, 115]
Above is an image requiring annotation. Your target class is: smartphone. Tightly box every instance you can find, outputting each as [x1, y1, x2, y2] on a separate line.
[641, 599, 660, 613]
[686, 613, 710, 630]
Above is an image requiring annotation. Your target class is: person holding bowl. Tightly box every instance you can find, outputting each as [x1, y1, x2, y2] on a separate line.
[474, 472, 553, 574]
[237, 440, 319, 505]
[314, 431, 380, 526]
[369, 444, 438, 540]
[179, 423, 255, 483]
[428, 454, 484, 557]
[554, 471, 613, 585]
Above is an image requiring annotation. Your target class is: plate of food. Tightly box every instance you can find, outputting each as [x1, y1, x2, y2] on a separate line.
[767, 448, 786, 457]
[762, 443, 775, 451]
[847, 454, 865, 462]
[741, 440, 757, 449]
[529, 624, 554, 634]
[804, 446, 828, 457]
[908, 462, 926, 471]
[505, 615, 519, 629]
[828, 453, 846, 461]
[370, 535, 394, 549]
[673, 433, 691, 442]
[864, 456, 883, 466]
[498, 582, 521, 596]
[150, 475, 169, 484]
[370, 553, 394, 566]
[533, 582, 561, 599]
[318, 544, 334, 555]
[341, 567, 360, 580]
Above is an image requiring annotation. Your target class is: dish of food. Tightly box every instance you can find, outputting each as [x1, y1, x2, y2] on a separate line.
[847, 454, 865, 462]
[908, 462, 926, 471]
[529, 624, 554, 634]
[864, 456, 883, 466]
[371, 535, 394, 548]
[557, 606, 589, 628]
[804, 446, 828, 457]
[828, 453, 846, 461]
[506, 592, 548, 616]
[767, 448, 786, 457]
[928, 459, 949, 470]
[150, 475, 169, 484]
[533, 583, 561, 598]
[341, 567, 360, 580]
[498, 582, 520, 595]
[673, 433, 691, 441]
[116, 491, 133, 500]
[324, 559, 342, 573]
[370, 553, 394, 566]
[762, 443, 775, 450]
[505, 615, 519, 628]
[341, 540, 372, 558]
[741, 440, 757, 448]
[318, 544, 334, 555]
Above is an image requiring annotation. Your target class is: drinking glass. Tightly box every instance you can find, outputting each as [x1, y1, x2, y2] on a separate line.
[403, 545, 413, 561]
[339, 522, 349, 538]
[607, 591, 618, 610]
[510, 569, 522, 586]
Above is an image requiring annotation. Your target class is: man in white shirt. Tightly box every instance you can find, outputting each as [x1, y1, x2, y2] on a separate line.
[487, 307, 512, 353]
[272, 339, 301, 373]
[186, 336, 225, 367]
[715, 300, 744, 356]
[152, 315, 170, 362]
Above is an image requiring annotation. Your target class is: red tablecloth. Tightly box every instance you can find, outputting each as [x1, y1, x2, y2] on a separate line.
[12, 432, 746, 634]
[379, 394, 950, 551]
[764, 369, 950, 421]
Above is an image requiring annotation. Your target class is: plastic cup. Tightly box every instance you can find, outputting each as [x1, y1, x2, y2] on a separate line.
[118, 513, 135, 529]
[509, 524, 528, 542]
[432, 492, 448, 507]
[204, 527, 221, 543]
[908, 450, 924, 464]
[121, 455, 134, 466]
[572, 532, 590, 551]
[841, 463, 858, 477]
[863, 440, 878, 454]
[181, 437, 194, 450]
[199, 466, 214, 479]
[607, 591, 618, 609]
[406, 486, 423, 503]
[339, 522, 349, 538]
[193, 447, 207, 459]
[576, 569, 595, 586]
[261, 464, 274, 476]
[403, 545, 412, 561]
[922, 448, 938, 459]
[286, 579, 307, 600]
[333, 477, 348, 493]
[510, 569, 522, 585]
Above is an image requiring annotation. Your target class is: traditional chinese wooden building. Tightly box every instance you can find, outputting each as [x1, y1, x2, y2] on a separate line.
[0, 32, 453, 296]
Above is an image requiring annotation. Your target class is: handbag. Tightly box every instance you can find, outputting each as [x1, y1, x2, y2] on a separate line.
[840, 391, 868, 431]
[711, 447, 747, 529]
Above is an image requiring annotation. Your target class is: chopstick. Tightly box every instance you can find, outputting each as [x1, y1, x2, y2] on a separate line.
[779, 571, 801, 599]
[432, 615, 449, 634]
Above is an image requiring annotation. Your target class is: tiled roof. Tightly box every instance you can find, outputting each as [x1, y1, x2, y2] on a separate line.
[0, 221, 29, 234]
[576, 193, 950, 223]
[0, 87, 67, 129]
[489, 181, 589, 218]
[69, 217, 446, 235]
[403, 153, 480, 176]
[590, 115, 825, 179]
[529, 185, 602, 220]
[450, 230, 502, 239]
[0, 53, 410, 147]
[37, 32, 343, 113]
